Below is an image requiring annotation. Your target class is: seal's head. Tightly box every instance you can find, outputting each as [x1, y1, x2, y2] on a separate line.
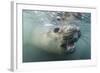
[52, 25, 81, 54]
[51, 12, 82, 54]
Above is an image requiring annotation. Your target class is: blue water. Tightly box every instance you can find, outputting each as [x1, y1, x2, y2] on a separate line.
[22, 10, 91, 62]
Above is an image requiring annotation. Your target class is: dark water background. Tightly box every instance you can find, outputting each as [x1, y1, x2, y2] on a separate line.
[22, 10, 91, 62]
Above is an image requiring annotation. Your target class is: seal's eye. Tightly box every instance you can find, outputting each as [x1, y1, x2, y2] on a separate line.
[54, 27, 60, 33]
[57, 16, 61, 21]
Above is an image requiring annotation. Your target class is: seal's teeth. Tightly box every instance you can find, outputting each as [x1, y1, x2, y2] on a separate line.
[67, 45, 75, 51]
[76, 27, 80, 31]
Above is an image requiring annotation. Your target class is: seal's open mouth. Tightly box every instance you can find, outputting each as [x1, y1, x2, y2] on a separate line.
[60, 31, 81, 54]
[61, 38, 75, 54]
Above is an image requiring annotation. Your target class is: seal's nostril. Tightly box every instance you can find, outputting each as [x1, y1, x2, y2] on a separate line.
[54, 27, 60, 33]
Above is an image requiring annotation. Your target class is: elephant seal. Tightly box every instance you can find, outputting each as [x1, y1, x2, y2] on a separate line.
[32, 12, 81, 55]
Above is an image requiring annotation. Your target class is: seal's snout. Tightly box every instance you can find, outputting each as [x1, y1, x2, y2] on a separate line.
[60, 25, 81, 54]
[73, 29, 81, 41]
[53, 27, 60, 33]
